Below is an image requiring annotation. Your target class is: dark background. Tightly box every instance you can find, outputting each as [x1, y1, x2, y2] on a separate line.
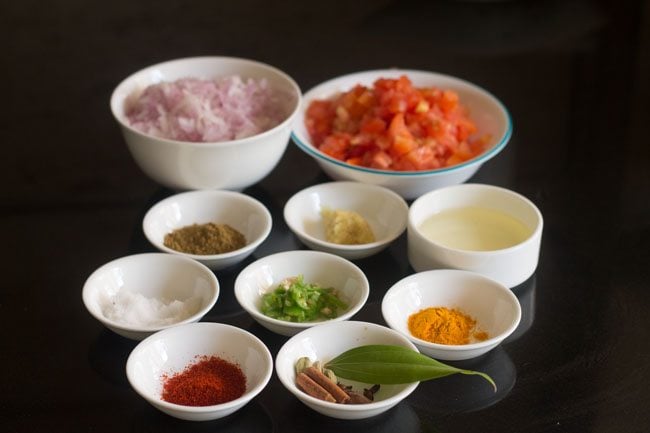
[2, 1, 649, 432]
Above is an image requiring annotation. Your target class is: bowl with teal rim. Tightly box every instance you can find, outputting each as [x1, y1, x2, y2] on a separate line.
[291, 69, 512, 199]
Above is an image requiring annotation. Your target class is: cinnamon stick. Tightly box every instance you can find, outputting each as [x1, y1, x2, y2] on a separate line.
[296, 372, 336, 402]
[304, 366, 350, 403]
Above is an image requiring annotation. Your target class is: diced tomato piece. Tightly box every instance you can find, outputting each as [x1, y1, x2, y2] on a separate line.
[366, 150, 392, 170]
[347, 142, 376, 158]
[306, 100, 333, 121]
[360, 117, 386, 135]
[319, 133, 350, 160]
[346, 156, 363, 166]
[375, 135, 391, 150]
[456, 141, 473, 160]
[404, 146, 438, 171]
[455, 116, 478, 141]
[387, 113, 416, 156]
[340, 85, 369, 118]
[388, 96, 408, 114]
[395, 75, 412, 92]
[445, 154, 464, 167]
[357, 90, 375, 107]
[440, 90, 459, 113]
[405, 112, 428, 138]
[392, 157, 416, 171]
[305, 100, 335, 145]
[387, 112, 412, 139]
[469, 134, 491, 155]
[391, 135, 416, 157]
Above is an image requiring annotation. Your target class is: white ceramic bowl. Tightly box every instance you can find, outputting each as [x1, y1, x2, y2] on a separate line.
[111, 56, 301, 191]
[291, 69, 511, 200]
[408, 183, 543, 288]
[126, 322, 273, 421]
[382, 269, 521, 361]
[82, 253, 219, 340]
[143, 190, 272, 271]
[234, 250, 369, 336]
[283, 181, 408, 260]
[275, 320, 419, 420]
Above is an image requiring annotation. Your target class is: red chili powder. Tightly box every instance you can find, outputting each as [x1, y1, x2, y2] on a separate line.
[161, 355, 246, 406]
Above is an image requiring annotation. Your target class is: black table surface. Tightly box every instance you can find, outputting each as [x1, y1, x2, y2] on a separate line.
[3, 1, 649, 432]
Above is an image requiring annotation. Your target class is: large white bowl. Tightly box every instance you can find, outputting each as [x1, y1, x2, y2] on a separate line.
[126, 322, 273, 421]
[408, 183, 543, 288]
[234, 250, 369, 336]
[283, 181, 408, 260]
[291, 69, 512, 199]
[111, 56, 301, 191]
[143, 190, 272, 271]
[82, 253, 219, 340]
[382, 270, 521, 361]
[276, 321, 419, 419]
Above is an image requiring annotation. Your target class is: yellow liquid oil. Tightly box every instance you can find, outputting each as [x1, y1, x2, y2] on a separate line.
[418, 206, 532, 251]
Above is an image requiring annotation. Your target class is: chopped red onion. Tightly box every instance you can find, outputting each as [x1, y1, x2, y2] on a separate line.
[125, 76, 291, 142]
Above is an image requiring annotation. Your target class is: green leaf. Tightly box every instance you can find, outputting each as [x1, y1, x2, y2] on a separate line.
[325, 345, 496, 391]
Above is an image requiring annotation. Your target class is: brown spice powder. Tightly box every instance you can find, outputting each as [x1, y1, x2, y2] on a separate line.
[164, 223, 246, 255]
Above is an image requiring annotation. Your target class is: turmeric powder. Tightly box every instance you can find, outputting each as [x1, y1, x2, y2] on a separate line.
[407, 307, 489, 345]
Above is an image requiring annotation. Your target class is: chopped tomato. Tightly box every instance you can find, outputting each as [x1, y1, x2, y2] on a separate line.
[439, 90, 459, 113]
[319, 133, 350, 160]
[387, 113, 416, 156]
[345, 156, 363, 166]
[366, 150, 392, 169]
[305, 75, 488, 171]
[360, 117, 386, 135]
[305, 100, 335, 145]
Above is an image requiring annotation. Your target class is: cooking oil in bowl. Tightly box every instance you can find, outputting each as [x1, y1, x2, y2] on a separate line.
[418, 206, 532, 251]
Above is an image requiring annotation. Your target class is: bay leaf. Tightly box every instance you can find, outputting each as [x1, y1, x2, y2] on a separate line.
[325, 345, 496, 391]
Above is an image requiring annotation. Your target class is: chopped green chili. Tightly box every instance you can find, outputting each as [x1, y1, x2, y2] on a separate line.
[261, 275, 347, 322]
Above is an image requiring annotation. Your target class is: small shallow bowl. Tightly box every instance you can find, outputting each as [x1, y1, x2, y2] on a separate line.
[111, 56, 301, 191]
[126, 322, 273, 421]
[291, 69, 511, 199]
[382, 269, 521, 361]
[143, 190, 272, 271]
[283, 181, 408, 260]
[82, 253, 219, 340]
[275, 320, 419, 420]
[408, 183, 543, 288]
[234, 250, 369, 336]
